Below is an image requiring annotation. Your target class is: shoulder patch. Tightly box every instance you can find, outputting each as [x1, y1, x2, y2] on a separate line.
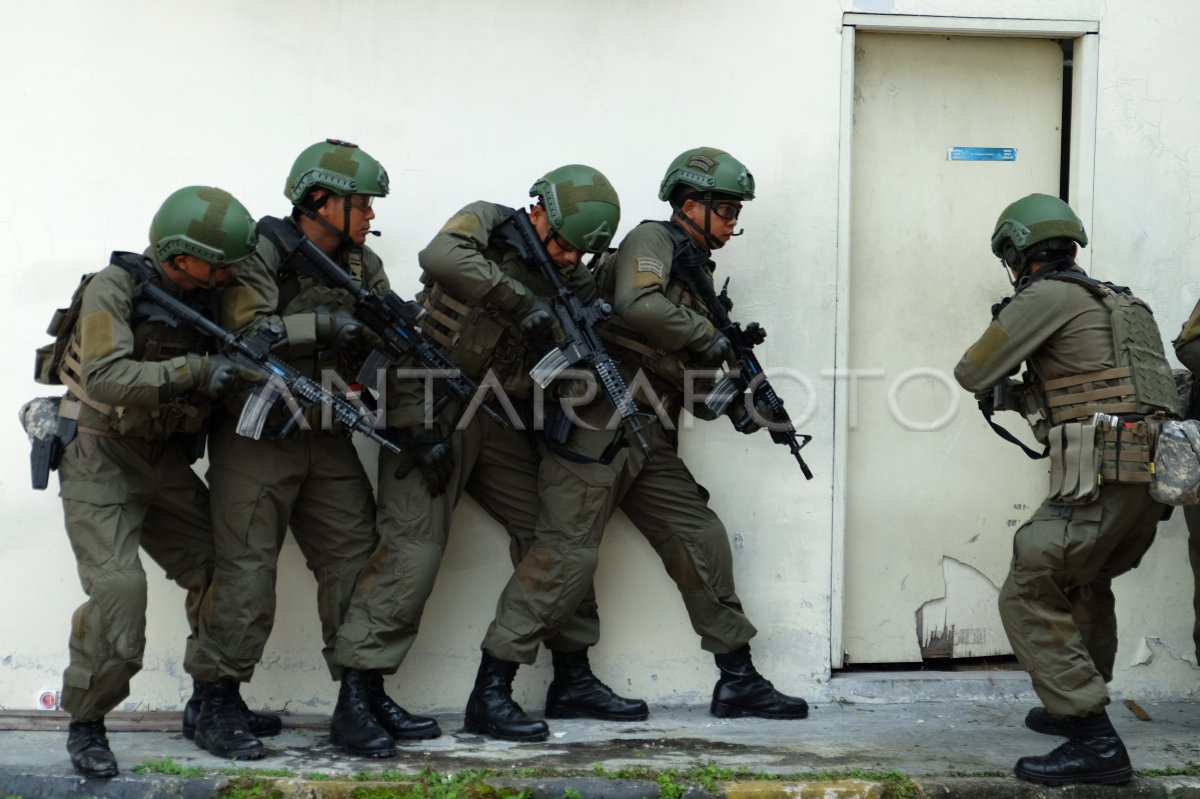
[440, 212, 481, 239]
[964, 321, 1012, 370]
[80, 311, 115, 360]
[636, 257, 665, 279]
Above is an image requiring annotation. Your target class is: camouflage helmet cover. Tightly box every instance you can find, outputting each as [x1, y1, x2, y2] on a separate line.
[285, 138, 390, 204]
[149, 186, 257, 264]
[658, 147, 755, 202]
[530, 164, 621, 253]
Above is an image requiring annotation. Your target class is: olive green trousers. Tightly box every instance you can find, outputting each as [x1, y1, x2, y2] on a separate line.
[59, 434, 214, 721]
[192, 422, 377, 683]
[999, 483, 1164, 717]
[482, 419, 758, 665]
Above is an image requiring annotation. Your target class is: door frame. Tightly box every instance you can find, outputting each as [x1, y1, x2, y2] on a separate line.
[831, 13, 1100, 669]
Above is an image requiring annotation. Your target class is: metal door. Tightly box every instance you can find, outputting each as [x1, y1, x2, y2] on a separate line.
[843, 32, 1062, 664]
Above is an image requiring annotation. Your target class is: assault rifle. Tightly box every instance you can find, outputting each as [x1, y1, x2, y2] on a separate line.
[112, 252, 401, 455]
[502, 208, 653, 460]
[674, 250, 814, 479]
[256, 218, 505, 426]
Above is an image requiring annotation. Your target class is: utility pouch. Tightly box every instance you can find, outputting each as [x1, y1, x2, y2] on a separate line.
[1149, 419, 1200, 505]
[1046, 421, 1102, 504]
[1016, 375, 1051, 444]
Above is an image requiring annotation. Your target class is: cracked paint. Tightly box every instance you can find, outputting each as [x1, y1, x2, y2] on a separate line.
[916, 557, 1011, 660]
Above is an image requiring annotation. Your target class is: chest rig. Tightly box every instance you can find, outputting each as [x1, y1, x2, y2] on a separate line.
[257, 216, 367, 383]
[1027, 271, 1179, 489]
[48, 253, 212, 440]
[414, 205, 537, 394]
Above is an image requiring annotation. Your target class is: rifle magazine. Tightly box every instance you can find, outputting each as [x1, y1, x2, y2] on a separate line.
[705, 376, 745, 417]
[531, 345, 583, 389]
[356, 349, 395, 391]
[235, 383, 281, 440]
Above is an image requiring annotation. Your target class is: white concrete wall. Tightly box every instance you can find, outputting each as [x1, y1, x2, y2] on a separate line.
[0, 0, 1196, 717]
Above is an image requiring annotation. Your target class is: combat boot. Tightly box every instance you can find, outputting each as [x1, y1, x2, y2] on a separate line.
[545, 648, 649, 721]
[330, 669, 396, 757]
[183, 680, 282, 740]
[365, 670, 441, 740]
[711, 644, 809, 719]
[66, 718, 118, 778]
[1024, 706, 1072, 737]
[463, 652, 549, 742]
[1014, 709, 1133, 786]
[193, 679, 266, 760]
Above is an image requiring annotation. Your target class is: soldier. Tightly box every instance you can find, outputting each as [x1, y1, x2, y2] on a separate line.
[41, 187, 265, 778]
[480, 148, 809, 734]
[1172, 308, 1200, 664]
[329, 164, 645, 746]
[955, 193, 1178, 786]
[190, 140, 436, 760]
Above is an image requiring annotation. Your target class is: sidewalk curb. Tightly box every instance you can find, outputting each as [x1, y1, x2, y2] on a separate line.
[5, 771, 1200, 799]
[0, 768, 224, 799]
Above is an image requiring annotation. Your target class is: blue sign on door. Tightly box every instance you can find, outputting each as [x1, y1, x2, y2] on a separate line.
[947, 147, 1017, 162]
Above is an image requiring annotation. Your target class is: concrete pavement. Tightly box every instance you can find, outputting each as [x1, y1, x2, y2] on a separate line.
[2, 680, 1198, 798]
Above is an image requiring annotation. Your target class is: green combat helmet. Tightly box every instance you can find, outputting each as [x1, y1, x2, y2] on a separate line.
[658, 147, 755, 204]
[991, 193, 1088, 271]
[149, 186, 257, 265]
[285, 138, 390, 204]
[530, 164, 620, 253]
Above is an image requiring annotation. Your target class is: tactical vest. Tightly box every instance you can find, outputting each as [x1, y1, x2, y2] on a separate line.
[414, 205, 540, 397]
[258, 215, 368, 384]
[1033, 271, 1180, 484]
[591, 220, 716, 400]
[36, 254, 211, 440]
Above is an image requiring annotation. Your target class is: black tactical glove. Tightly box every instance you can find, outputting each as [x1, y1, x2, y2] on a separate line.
[197, 355, 263, 398]
[728, 394, 774, 435]
[991, 296, 1012, 320]
[316, 308, 364, 350]
[693, 331, 733, 367]
[391, 428, 454, 496]
[517, 296, 555, 337]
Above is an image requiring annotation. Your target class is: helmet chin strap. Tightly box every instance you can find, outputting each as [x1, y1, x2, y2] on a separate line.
[165, 257, 219, 292]
[677, 194, 721, 250]
[296, 195, 355, 247]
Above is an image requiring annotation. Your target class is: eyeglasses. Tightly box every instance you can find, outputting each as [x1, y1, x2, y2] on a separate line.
[701, 199, 742, 222]
[348, 195, 374, 212]
[550, 230, 582, 256]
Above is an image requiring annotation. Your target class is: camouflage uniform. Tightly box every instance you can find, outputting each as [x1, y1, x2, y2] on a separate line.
[54, 258, 218, 723]
[1172, 303, 1200, 662]
[192, 215, 382, 685]
[956, 267, 1176, 718]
